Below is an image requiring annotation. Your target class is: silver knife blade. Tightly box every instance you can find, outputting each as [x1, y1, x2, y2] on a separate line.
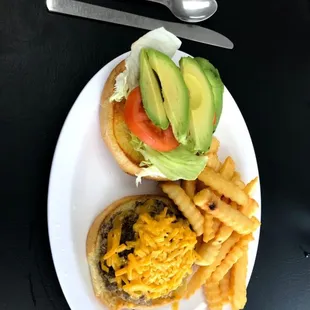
[46, 0, 233, 49]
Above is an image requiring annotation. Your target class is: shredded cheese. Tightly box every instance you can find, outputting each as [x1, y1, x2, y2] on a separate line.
[101, 206, 198, 300]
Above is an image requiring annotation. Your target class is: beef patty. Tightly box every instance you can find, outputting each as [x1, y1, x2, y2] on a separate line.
[97, 198, 183, 305]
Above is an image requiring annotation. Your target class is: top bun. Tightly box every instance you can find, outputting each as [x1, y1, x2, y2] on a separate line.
[99, 61, 167, 181]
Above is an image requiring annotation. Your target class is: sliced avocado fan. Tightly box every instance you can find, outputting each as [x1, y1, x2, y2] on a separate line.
[139, 48, 190, 145]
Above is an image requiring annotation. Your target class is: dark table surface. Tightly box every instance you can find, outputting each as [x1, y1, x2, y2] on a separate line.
[1, 0, 310, 309]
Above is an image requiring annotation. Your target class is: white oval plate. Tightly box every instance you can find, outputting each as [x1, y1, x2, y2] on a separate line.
[48, 51, 261, 310]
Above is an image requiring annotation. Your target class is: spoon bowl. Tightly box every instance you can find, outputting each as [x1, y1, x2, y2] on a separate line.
[148, 0, 218, 23]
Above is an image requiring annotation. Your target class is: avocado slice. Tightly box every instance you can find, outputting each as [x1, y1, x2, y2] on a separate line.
[139, 49, 169, 130]
[180, 57, 215, 153]
[146, 48, 190, 144]
[195, 57, 224, 130]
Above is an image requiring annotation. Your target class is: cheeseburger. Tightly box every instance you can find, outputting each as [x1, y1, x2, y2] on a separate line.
[86, 195, 198, 309]
[100, 28, 224, 183]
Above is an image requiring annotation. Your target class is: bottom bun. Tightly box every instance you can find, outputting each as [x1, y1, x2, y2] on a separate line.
[86, 195, 182, 310]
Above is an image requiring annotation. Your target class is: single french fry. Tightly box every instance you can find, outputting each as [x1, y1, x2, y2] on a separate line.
[231, 248, 248, 309]
[244, 177, 258, 196]
[218, 155, 235, 245]
[240, 198, 259, 218]
[232, 172, 245, 189]
[219, 156, 235, 180]
[213, 224, 234, 245]
[206, 153, 221, 172]
[195, 188, 222, 234]
[213, 201, 239, 245]
[181, 180, 196, 199]
[203, 213, 215, 243]
[186, 232, 240, 298]
[205, 280, 222, 310]
[161, 182, 204, 236]
[211, 234, 253, 283]
[198, 167, 249, 206]
[219, 271, 231, 304]
[196, 241, 221, 266]
[208, 136, 220, 154]
[194, 188, 260, 235]
[185, 266, 210, 298]
[218, 153, 235, 242]
[236, 175, 259, 218]
[194, 188, 213, 206]
[213, 218, 221, 235]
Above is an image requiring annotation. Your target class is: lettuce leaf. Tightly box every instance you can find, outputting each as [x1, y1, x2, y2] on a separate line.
[131, 136, 208, 184]
[110, 27, 181, 102]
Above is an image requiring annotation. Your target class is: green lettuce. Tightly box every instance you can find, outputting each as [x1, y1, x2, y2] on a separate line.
[110, 27, 181, 102]
[131, 136, 208, 184]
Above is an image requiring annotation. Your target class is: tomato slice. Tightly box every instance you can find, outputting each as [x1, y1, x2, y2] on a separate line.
[124, 87, 179, 152]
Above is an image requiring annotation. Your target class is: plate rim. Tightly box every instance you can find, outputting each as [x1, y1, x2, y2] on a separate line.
[48, 51, 261, 310]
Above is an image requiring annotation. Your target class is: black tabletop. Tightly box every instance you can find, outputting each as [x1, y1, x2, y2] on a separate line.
[1, 0, 310, 309]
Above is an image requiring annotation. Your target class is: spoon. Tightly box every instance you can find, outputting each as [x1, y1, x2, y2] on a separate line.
[146, 0, 218, 23]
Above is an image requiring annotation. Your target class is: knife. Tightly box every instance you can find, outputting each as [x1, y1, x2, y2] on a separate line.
[46, 0, 233, 49]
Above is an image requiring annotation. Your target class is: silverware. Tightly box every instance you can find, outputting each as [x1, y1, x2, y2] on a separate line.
[146, 0, 218, 23]
[46, 0, 233, 49]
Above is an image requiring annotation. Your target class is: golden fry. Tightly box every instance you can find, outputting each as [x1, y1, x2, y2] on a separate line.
[244, 177, 258, 196]
[186, 232, 240, 298]
[213, 200, 239, 248]
[203, 213, 215, 243]
[195, 188, 260, 235]
[205, 280, 222, 310]
[194, 187, 213, 206]
[213, 224, 233, 245]
[240, 198, 259, 218]
[219, 271, 231, 304]
[213, 218, 221, 235]
[160, 182, 204, 236]
[198, 167, 249, 206]
[232, 172, 245, 189]
[211, 234, 253, 283]
[219, 156, 235, 180]
[208, 136, 220, 154]
[206, 153, 221, 172]
[196, 241, 221, 266]
[181, 180, 196, 199]
[231, 248, 248, 309]
[185, 266, 209, 298]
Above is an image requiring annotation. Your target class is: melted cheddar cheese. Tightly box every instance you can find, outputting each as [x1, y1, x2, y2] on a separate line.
[101, 207, 198, 300]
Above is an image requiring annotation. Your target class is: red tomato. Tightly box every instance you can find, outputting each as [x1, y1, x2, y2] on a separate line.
[124, 87, 179, 152]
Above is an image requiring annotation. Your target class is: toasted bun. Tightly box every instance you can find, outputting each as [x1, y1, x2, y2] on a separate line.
[86, 195, 178, 310]
[99, 61, 168, 181]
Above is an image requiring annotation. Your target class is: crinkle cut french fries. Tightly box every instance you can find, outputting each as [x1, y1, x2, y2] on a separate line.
[159, 137, 260, 310]
[160, 182, 204, 236]
[194, 188, 260, 235]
